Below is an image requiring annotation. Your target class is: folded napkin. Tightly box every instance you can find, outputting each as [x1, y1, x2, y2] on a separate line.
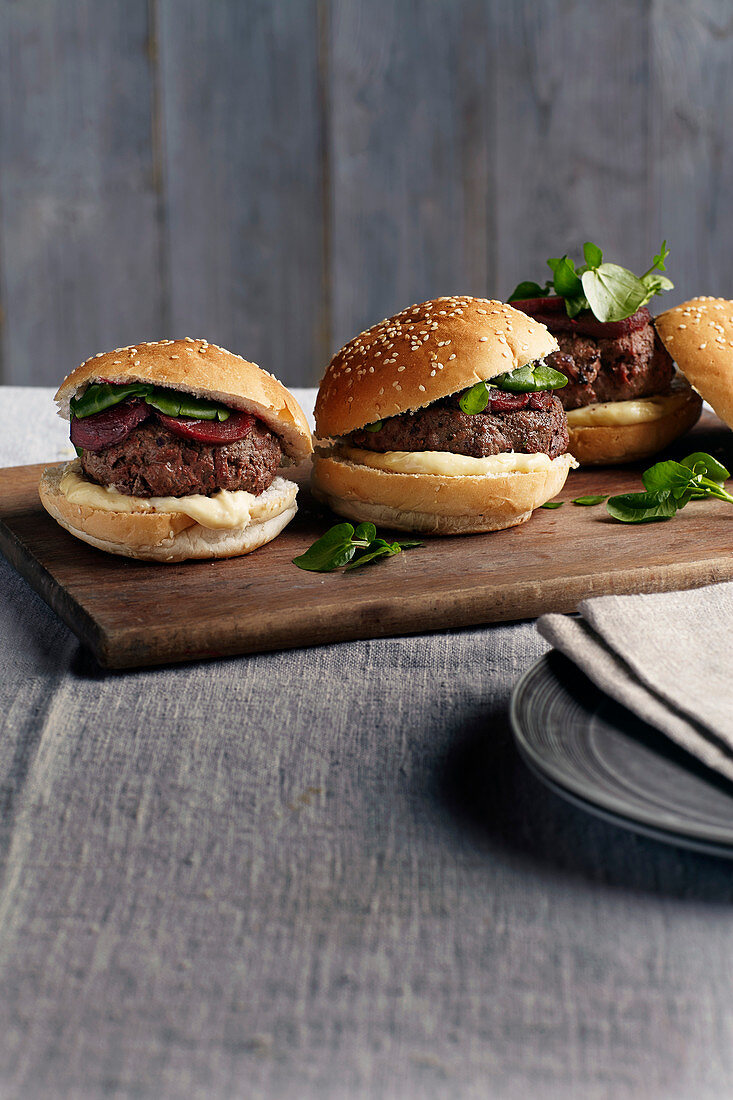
[537, 583, 733, 783]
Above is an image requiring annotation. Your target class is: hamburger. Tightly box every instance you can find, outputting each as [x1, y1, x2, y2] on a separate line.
[510, 243, 702, 464]
[312, 296, 576, 534]
[655, 296, 733, 429]
[39, 338, 312, 561]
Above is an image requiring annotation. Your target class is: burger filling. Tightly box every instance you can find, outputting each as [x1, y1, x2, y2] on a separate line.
[69, 383, 283, 498]
[512, 299, 675, 410]
[348, 390, 568, 460]
[345, 359, 569, 461]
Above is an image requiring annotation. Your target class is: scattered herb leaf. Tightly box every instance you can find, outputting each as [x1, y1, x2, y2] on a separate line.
[607, 451, 733, 523]
[572, 495, 607, 506]
[294, 523, 423, 573]
[540, 501, 564, 509]
[606, 491, 679, 524]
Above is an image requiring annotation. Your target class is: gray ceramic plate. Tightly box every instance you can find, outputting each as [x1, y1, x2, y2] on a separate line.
[511, 652, 733, 858]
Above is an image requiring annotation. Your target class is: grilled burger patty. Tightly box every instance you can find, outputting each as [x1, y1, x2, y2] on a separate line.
[348, 390, 569, 460]
[81, 420, 283, 498]
[545, 322, 675, 410]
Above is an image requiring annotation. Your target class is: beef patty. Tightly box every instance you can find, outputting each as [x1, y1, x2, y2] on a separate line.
[547, 322, 675, 409]
[81, 420, 282, 498]
[348, 390, 568, 460]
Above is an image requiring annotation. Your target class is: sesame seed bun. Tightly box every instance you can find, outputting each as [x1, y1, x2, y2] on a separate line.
[314, 296, 558, 438]
[567, 377, 702, 465]
[55, 338, 312, 463]
[655, 297, 733, 430]
[39, 463, 298, 562]
[311, 451, 576, 535]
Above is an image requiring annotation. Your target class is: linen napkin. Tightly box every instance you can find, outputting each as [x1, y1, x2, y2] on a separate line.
[537, 582, 733, 783]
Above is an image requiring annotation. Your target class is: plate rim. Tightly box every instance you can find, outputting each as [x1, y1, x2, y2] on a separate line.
[510, 652, 733, 854]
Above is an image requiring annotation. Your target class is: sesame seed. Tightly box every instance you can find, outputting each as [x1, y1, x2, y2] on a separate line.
[699, 342, 707, 349]
[170, 355, 179, 359]
[418, 384, 426, 391]
[479, 337, 489, 343]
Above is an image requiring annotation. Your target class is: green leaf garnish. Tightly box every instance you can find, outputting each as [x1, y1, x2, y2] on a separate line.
[145, 389, 231, 421]
[459, 381, 493, 414]
[491, 361, 568, 394]
[363, 420, 384, 433]
[345, 539, 403, 570]
[583, 242, 603, 268]
[458, 359, 567, 413]
[70, 382, 153, 419]
[679, 452, 729, 484]
[512, 241, 674, 322]
[70, 382, 231, 421]
[572, 495, 607, 506]
[292, 523, 359, 572]
[607, 451, 733, 523]
[606, 491, 679, 523]
[293, 523, 423, 573]
[508, 280, 550, 303]
[540, 501, 564, 509]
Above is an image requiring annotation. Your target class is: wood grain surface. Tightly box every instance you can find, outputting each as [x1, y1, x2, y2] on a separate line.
[1, 415, 731, 670]
[1, 1, 733, 387]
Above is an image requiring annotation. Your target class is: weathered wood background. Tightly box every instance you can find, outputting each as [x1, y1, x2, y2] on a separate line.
[0, 0, 731, 387]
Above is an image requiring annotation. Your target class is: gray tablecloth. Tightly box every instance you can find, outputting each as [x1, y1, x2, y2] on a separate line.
[1, 387, 733, 1100]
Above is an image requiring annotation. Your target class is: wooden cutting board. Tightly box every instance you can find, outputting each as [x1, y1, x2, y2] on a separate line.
[1, 413, 732, 669]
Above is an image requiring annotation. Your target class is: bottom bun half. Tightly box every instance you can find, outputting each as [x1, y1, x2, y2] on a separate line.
[39, 463, 297, 562]
[311, 451, 575, 535]
[567, 379, 703, 466]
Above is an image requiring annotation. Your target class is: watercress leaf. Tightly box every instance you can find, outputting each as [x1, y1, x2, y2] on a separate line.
[493, 361, 568, 393]
[395, 539, 424, 549]
[680, 452, 730, 484]
[564, 293, 590, 318]
[293, 523, 356, 572]
[572, 495, 607, 506]
[581, 264, 648, 322]
[145, 388, 231, 421]
[459, 381, 491, 414]
[346, 542, 402, 570]
[70, 382, 153, 419]
[508, 281, 549, 302]
[551, 256, 584, 299]
[583, 242, 603, 268]
[652, 240, 670, 271]
[640, 272, 674, 297]
[606, 491, 678, 523]
[641, 459, 694, 493]
[363, 420, 383, 433]
[353, 522, 377, 544]
[540, 501, 564, 509]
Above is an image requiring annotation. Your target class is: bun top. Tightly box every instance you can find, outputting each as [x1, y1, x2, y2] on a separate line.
[55, 338, 312, 462]
[656, 297, 733, 430]
[314, 296, 558, 437]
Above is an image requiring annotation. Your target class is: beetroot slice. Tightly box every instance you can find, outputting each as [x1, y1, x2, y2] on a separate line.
[511, 295, 651, 339]
[488, 391, 531, 412]
[156, 409, 255, 443]
[70, 399, 150, 452]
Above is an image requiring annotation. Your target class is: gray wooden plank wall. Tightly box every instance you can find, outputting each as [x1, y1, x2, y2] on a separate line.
[0, 0, 731, 388]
